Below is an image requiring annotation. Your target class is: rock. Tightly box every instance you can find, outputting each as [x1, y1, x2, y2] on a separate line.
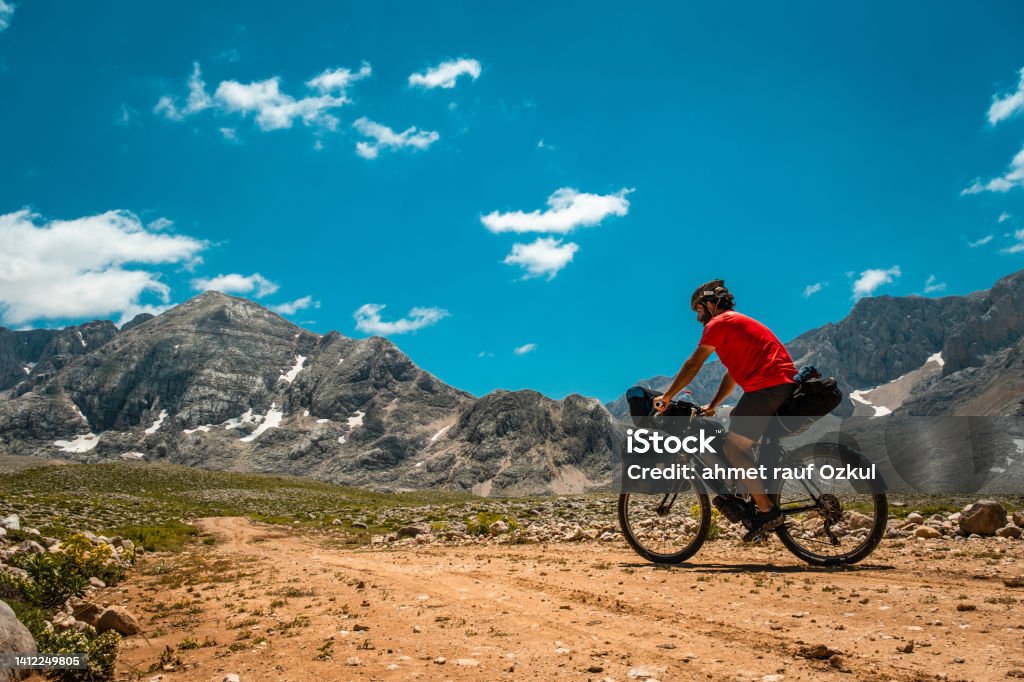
[395, 526, 424, 539]
[16, 540, 45, 555]
[455, 659, 480, 667]
[223, 675, 241, 682]
[914, 526, 941, 539]
[905, 512, 924, 525]
[434, 657, 446, 665]
[959, 501, 1007, 536]
[0, 515, 20, 531]
[1013, 511, 1024, 528]
[88, 577, 106, 589]
[95, 606, 141, 636]
[70, 600, 103, 626]
[846, 512, 873, 530]
[1, 599, 37, 681]
[488, 520, 509, 535]
[0, 528, 5, 539]
[996, 525, 1022, 539]
[797, 644, 839, 660]
[345, 657, 359, 666]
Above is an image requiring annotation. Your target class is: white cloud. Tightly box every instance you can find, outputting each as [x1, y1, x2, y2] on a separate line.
[802, 282, 824, 298]
[352, 117, 439, 159]
[961, 145, 1024, 194]
[988, 67, 1024, 126]
[0, 1, 14, 32]
[191, 273, 278, 298]
[1002, 228, 1024, 254]
[481, 188, 632, 234]
[923, 275, 946, 294]
[851, 266, 901, 299]
[968, 234, 994, 248]
[306, 63, 371, 94]
[999, 212, 1012, 223]
[219, 127, 239, 142]
[353, 303, 449, 335]
[513, 343, 537, 356]
[147, 217, 174, 231]
[477, 351, 494, 358]
[154, 63, 213, 121]
[270, 295, 320, 316]
[156, 62, 370, 133]
[502, 237, 578, 280]
[0, 209, 206, 326]
[409, 58, 481, 89]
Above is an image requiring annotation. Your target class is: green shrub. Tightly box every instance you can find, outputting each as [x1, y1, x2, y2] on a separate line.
[464, 512, 517, 536]
[34, 628, 120, 682]
[11, 553, 90, 610]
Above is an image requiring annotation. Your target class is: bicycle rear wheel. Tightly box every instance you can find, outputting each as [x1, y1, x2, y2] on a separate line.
[772, 443, 887, 566]
[618, 480, 711, 564]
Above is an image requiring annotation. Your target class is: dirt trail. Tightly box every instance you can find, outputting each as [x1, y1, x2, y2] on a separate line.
[112, 517, 1024, 681]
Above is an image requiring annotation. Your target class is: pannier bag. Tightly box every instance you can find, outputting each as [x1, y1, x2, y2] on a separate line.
[773, 366, 843, 435]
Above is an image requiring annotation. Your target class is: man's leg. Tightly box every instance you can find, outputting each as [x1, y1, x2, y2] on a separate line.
[722, 431, 774, 513]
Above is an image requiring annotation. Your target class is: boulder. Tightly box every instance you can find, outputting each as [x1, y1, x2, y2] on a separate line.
[487, 520, 509, 535]
[1014, 510, 1024, 529]
[0, 599, 37, 682]
[996, 525, 1022, 540]
[95, 606, 141, 636]
[914, 526, 941, 539]
[0, 515, 19, 531]
[958, 501, 1007, 536]
[70, 600, 103, 626]
[905, 512, 924, 525]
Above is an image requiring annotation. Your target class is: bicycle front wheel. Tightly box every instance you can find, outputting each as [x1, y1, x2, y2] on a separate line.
[618, 482, 711, 564]
[773, 443, 887, 567]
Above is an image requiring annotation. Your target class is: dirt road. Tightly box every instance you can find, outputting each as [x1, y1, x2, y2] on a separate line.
[112, 517, 1024, 681]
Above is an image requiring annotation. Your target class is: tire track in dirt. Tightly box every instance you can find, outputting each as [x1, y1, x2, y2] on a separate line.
[111, 517, 1024, 681]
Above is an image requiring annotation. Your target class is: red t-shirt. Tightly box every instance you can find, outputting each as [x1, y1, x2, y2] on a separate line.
[699, 311, 796, 392]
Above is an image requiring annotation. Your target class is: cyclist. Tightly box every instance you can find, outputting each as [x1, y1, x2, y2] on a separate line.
[653, 280, 797, 541]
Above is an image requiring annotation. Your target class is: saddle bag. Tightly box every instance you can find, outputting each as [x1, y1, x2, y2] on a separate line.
[774, 367, 842, 435]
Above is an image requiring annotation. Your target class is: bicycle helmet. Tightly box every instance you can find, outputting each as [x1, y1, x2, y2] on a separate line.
[690, 279, 735, 311]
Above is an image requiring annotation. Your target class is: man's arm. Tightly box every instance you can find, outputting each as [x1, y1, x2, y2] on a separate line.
[701, 372, 736, 415]
[655, 345, 716, 408]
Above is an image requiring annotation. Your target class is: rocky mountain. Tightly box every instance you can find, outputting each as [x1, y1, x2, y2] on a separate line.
[608, 270, 1024, 420]
[0, 292, 623, 495]
[0, 320, 121, 393]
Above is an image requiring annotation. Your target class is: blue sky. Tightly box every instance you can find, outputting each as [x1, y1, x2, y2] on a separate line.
[1, 1, 1023, 402]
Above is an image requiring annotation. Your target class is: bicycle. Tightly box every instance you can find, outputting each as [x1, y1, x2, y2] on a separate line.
[617, 393, 888, 567]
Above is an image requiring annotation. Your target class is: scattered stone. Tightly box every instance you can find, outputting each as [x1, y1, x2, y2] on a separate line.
[956, 604, 976, 612]
[587, 665, 604, 673]
[905, 512, 924, 525]
[958, 501, 1007, 536]
[95, 606, 141, 636]
[455, 658, 479, 667]
[345, 656, 360, 666]
[395, 526, 423, 539]
[897, 640, 914, 653]
[996, 525, 1022, 539]
[0, 515, 20, 531]
[434, 657, 446, 665]
[914, 526, 941, 539]
[223, 675, 241, 682]
[797, 644, 839, 660]
[16, 540, 46, 555]
[88, 577, 106, 589]
[1004, 577, 1024, 588]
[488, 520, 509, 535]
[1013, 511, 1024, 529]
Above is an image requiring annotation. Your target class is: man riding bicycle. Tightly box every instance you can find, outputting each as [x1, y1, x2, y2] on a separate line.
[653, 280, 797, 542]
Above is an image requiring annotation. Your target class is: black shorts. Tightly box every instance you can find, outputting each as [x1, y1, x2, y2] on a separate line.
[728, 382, 796, 442]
